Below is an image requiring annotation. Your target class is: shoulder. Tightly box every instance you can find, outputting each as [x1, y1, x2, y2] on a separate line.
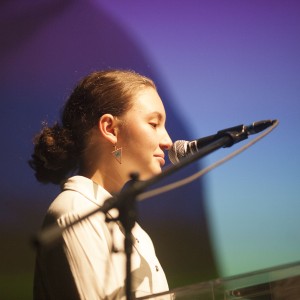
[43, 175, 111, 226]
[48, 189, 83, 217]
[41, 189, 84, 229]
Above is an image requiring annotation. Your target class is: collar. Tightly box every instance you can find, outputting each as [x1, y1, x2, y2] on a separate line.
[62, 175, 112, 207]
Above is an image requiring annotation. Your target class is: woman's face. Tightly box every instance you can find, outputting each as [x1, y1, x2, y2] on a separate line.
[117, 87, 172, 181]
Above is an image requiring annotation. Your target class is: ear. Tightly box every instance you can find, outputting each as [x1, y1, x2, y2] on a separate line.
[98, 114, 119, 144]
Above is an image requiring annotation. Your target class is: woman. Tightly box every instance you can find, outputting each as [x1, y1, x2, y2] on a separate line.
[30, 70, 173, 299]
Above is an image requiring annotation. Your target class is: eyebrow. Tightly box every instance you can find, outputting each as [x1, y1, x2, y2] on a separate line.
[147, 111, 165, 121]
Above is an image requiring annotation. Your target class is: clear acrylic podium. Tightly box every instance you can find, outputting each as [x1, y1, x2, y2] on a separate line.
[136, 261, 300, 299]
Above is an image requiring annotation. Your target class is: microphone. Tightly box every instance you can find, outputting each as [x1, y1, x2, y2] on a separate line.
[168, 120, 276, 164]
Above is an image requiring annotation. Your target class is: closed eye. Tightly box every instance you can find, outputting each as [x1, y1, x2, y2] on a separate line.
[149, 123, 158, 128]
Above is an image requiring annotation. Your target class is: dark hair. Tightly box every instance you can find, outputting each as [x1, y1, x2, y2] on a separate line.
[29, 70, 156, 184]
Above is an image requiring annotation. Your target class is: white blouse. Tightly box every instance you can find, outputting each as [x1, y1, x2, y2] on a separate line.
[33, 176, 169, 300]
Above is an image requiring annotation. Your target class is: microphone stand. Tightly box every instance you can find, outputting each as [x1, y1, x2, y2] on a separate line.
[32, 129, 248, 300]
[117, 173, 140, 300]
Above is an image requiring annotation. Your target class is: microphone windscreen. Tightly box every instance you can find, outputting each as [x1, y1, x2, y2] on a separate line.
[168, 140, 187, 164]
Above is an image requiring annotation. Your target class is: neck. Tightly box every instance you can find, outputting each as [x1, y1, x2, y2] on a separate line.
[79, 162, 128, 194]
[79, 138, 128, 193]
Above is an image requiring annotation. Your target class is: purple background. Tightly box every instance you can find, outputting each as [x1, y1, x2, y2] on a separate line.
[1, 1, 300, 299]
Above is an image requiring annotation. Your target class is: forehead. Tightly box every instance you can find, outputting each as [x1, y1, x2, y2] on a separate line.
[130, 87, 166, 118]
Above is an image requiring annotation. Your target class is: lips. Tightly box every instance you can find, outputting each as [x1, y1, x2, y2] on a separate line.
[154, 154, 165, 167]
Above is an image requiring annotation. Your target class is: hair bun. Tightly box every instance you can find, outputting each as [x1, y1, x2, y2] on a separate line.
[29, 123, 77, 184]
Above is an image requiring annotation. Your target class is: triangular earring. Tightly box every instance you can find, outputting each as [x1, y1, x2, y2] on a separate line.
[112, 144, 122, 164]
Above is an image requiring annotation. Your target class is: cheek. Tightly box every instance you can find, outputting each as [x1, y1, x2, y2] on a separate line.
[122, 128, 158, 157]
[126, 124, 155, 144]
[139, 129, 159, 149]
[131, 135, 155, 153]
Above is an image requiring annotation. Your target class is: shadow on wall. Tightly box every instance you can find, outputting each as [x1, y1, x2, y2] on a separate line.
[0, 0, 218, 298]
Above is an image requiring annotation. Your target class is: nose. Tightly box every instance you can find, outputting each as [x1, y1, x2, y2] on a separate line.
[160, 130, 173, 151]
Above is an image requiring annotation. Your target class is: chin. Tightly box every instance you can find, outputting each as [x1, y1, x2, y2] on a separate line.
[138, 168, 161, 181]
